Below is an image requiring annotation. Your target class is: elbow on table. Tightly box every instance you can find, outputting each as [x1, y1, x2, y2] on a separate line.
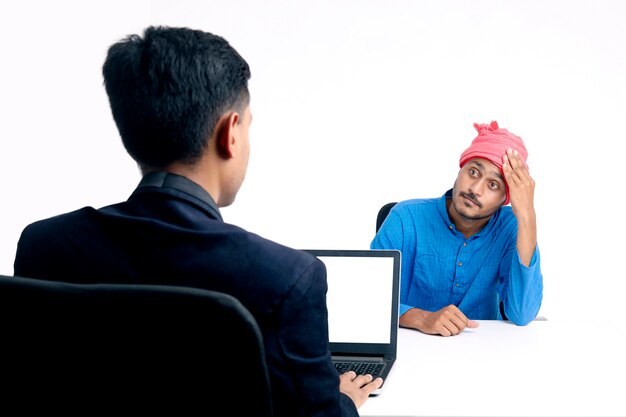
[505, 305, 542, 326]
[509, 314, 535, 326]
[503, 291, 543, 326]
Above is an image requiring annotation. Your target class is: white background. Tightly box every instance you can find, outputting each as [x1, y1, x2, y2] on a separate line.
[2, 0, 625, 322]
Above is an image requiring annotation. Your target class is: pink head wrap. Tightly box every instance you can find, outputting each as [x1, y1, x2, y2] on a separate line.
[459, 121, 528, 205]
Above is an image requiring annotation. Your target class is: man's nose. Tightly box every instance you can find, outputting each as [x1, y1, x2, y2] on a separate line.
[470, 179, 486, 196]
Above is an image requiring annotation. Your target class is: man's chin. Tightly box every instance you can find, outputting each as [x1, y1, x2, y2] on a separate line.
[453, 201, 483, 220]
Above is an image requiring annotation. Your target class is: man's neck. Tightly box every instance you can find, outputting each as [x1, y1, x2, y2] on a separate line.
[445, 199, 490, 239]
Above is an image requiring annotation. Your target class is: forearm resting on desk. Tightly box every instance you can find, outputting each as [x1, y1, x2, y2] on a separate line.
[399, 305, 479, 337]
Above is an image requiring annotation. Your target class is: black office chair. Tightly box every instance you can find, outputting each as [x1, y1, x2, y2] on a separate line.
[374, 202, 509, 321]
[0, 274, 273, 416]
[376, 202, 397, 233]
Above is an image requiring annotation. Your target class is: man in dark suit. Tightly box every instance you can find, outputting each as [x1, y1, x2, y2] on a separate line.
[14, 26, 381, 416]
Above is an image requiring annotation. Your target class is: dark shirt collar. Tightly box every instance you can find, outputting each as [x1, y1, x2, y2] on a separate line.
[135, 171, 222, 221]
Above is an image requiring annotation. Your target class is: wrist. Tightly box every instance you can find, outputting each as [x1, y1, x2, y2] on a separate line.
[400, 307, 427, 330]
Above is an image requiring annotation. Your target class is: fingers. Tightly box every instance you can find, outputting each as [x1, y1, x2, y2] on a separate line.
[502, 149, 522, 181]
[417, 306, 476, 336]
[502, 148, 535, 212]
[503, 149, 532, 183]
[361, 376, 384, 395]
[353, 373, 377, 388]
[441, 316, 462, 336]
[441, 318, 463, 336]
[339, 370, 357, 383]
[467, 319, 480, 328]
[436, 305, 475, 336]
[339, 371, 384, 408]
[439, 322, 455, 337]
[341, 371, 381, 388]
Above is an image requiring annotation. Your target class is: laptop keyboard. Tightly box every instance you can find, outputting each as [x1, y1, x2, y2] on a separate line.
[333, 361, 385, 378]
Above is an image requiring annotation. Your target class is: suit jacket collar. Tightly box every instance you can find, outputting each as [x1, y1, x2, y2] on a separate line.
[134, 171, 223, 221]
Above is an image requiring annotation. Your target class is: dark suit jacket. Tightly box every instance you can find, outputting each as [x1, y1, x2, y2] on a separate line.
[14, 172, 359, 417]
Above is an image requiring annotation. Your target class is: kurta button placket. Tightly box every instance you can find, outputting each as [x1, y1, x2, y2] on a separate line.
[453, 239, 469, 295]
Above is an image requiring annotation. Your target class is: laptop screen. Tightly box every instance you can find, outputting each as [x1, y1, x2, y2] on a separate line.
[321, 254, 395, 344]
[303, 249, 401, 353]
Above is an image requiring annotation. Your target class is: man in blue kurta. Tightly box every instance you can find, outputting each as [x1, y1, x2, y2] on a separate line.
[371, 121, 543, 336]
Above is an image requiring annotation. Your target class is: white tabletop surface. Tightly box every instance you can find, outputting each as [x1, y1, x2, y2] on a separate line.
[359, 319, 626, 417]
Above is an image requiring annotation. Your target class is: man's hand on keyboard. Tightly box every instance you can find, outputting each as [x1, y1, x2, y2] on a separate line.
[339, 370, 383, 409]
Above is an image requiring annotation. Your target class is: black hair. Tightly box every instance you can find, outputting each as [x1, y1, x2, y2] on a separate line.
[102, 26, 251, 169]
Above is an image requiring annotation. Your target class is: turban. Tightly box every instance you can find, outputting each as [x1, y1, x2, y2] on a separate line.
[459, 121, 527, 205]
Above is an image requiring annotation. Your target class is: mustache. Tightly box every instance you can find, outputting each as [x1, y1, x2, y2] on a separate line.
[459, 191, 482, 208]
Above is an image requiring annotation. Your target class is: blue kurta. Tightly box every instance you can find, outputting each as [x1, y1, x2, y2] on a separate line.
[371, 190, 543, 324]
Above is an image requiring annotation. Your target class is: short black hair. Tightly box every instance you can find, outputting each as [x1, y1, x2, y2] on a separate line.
[102, 26, 251, 169]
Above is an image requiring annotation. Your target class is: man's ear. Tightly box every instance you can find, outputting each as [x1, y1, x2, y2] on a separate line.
[215, 112, 240, 159]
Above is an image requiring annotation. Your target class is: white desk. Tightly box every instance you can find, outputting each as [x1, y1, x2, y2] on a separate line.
[359, 320, 626, 417]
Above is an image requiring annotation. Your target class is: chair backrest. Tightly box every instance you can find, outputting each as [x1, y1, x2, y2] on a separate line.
[376, 202, 397, 232]
[0, 274, 273, 415]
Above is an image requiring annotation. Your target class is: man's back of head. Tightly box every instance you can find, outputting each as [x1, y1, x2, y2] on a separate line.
[102, 26, 251, 171]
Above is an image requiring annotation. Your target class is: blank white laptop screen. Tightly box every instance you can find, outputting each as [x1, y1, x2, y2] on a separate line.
[320, 255, 394, 344]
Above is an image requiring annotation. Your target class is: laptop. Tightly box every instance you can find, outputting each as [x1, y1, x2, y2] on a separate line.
[303, 249, 401, 395]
